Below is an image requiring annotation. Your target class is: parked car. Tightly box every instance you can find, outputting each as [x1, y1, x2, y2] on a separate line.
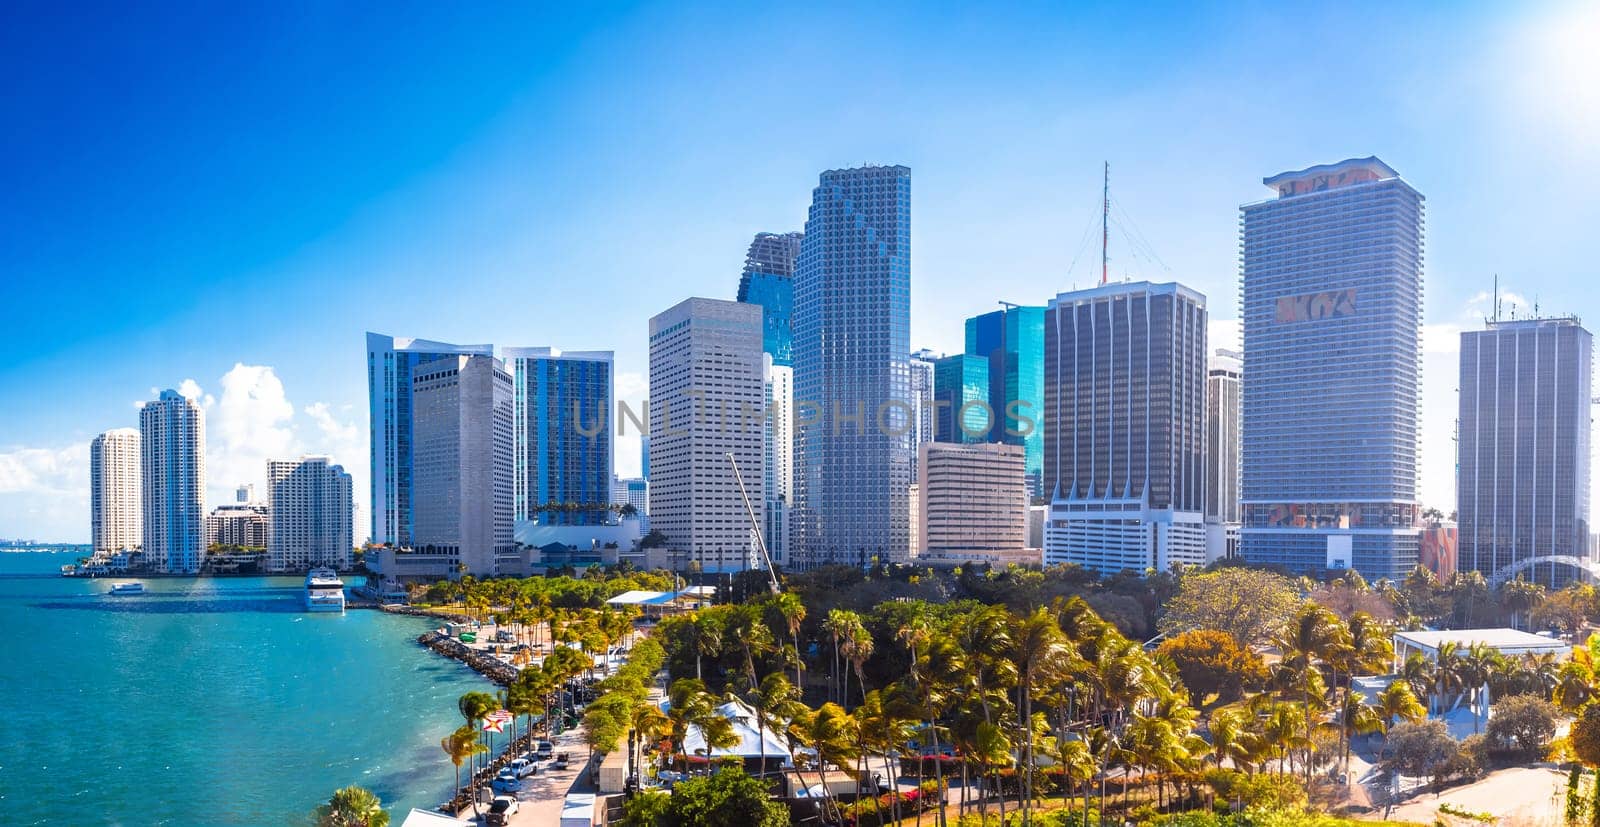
[507, 757, 538, 779]
[534, 739, 555, 759]
[554, 752, 570, 770]
[486, 795, 520, 826]
[495, 629, 516, 643]
[491, 768, 522, 794]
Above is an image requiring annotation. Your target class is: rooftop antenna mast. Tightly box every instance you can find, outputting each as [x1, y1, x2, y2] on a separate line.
[1101, 161, 1110, 286]
[1493, 274, 1500, 322]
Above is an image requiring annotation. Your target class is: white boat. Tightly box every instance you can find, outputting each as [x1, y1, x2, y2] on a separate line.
[109, 582, 145, 595]
[304, 568, 346, 613]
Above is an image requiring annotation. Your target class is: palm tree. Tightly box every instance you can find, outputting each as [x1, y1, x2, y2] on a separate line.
[665, 678, 736, 773]
[1459, 642, 1503, 732]
[1373, 680, 1426, 763]
[457, 691, 498, 776]
[1500, 579, 1546, 630]
[856, 689, 915, 824]
[751, 672, 802, 780]
[1207, 707, 1258, 773]
[900, 626, 964, 827]
[970, 720, 1013, 825]
[441, 724, 487, 818]
[775, 591, 808, 691]
[800, 701, 860, 824]
[629, 699, 670, 783]
[728, 604, 778, 691]
[1273, 604, 1348, 783]
[1010, 608, 1067, 825]
[842, 615, 875, 708]
[688, 611, 724, 683]
[1048, 735, 1096, 823]
[314, 785, 390, 827]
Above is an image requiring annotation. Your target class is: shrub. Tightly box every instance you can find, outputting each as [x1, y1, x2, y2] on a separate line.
[1202, 768, 1308, 812]
[1485, 694, 1559, 760]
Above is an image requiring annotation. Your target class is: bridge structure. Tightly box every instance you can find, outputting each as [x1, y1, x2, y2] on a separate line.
[1487, 555, 1600, 587]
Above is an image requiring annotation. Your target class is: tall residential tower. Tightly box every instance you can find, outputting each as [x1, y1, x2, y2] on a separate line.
[140, 390, 207, 574]
[1239, 157, 1424, 578]
[267, 456, 354, 572]
[503, 348, 615, 527]
[90, 428, 141, 554]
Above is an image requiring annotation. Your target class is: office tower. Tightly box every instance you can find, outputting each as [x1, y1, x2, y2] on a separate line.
[966, 305, 1046, 497]
[1458, 317, 1593, 587]
[908, 349, 938, 458]
[762, 354, 794, 567]
[793, 165, 913, 569]
[613, 477, 648, 511]
[366, 333, 494, 547]
[503, 348, 615, 527]
[91, 429, 141, 554]
[1239, 157, 1424, 578]
[207, 503, 269, 547]
[737, 231, 802, 366]
[236, 484, 254, 504]
[933, 354, 991, 443]
[1043, 281, 1207, 575]
[649, 298, 766, 572]
[1205, 349, 1242, 522]
[410, 355, 514, 576]
[908, 483, 921, 556]
[266, 456, 353, 571]
[918, 442, 1027, 558]
[140, 390, 207, 574]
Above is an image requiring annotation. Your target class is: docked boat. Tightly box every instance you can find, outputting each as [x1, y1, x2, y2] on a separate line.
[304, 568, 346, 613]
[109, 582, 145, 595]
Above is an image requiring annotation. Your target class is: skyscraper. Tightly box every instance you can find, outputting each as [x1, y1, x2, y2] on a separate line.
[1043, 281, 1207, 575]
[1239, 157, 1424, 578]
[503, 348, 615, 527]
[140, 390, 207, 574]
[1205, 349, 1242, 523]
[933, 354, 990, 443]
[918, 442, 1027, 559]
[793, 164, 913, 568]
[366, 333, 494, 547]
[762, 354, 793, 568]
[908, 349, 938, 459]
[1458, 317, 1592, 587]
[649, 298, 766, 573]
[737, 231, 802, 366]
[409, 355, 514, 576]
[966, 305, 1046, 497]
[90, 428, 141, 554]
[267, 456, 353, 572]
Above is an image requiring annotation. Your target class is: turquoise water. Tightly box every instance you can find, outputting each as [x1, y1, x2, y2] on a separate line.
[0, 550, 493, 825]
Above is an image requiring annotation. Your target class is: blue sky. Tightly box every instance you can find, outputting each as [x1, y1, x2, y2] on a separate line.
[3, 1, 1598, 541]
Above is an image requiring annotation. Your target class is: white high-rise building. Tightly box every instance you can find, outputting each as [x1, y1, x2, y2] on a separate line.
[763, 354, 793, 567]
[649, 298, 765, 573]
[1205, 349, 1242, 563]
[267, 456, 354, 572]
[140, 390, 207, 574]
[90, 428, 141, 554]
[410, 355, 514, 576]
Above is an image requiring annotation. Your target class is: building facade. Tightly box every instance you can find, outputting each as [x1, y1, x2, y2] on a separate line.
[91, 428, 141, 554]
[503, 348, 615, 527]
[207, 503, 269, 547]
[917, 442, 1027, 559]
[140, 390, 207, 574]
[1043, 281, 1207, 575]
[762, 354, 793, 568]
[1458, 317, 1593, 586]
[1206, 347, 1242, 570]
[793, 165, 913, 568]
[737, 231, 802, 367]
[966, 305, 1046, 497]
[409, 354, 515, 576]
[366, 333, 494, 547]
[267, 456, 353, 571]
[648, 298, 766, 573]
[1239, 157, 1424, 578]
[933, 354, 990, 444]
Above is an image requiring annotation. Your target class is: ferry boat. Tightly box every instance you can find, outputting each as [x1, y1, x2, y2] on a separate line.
[304, 568, 346, 613]
[109, 582, 145, 595]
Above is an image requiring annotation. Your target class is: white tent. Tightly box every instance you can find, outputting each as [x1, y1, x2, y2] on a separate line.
[680, 699, 793, 765]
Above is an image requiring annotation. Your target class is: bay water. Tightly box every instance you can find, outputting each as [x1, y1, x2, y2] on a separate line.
[0, 550, 493, 825]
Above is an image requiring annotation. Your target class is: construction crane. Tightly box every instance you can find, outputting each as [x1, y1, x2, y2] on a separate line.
[726, 452, 781, 595]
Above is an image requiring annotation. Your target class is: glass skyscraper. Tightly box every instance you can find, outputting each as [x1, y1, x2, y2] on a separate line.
[793, 164, 913, 568]
[965, 305, 1045, 496]
[1239, 157, 1424, 579]
[366, 333, 494, 547]
[737, 231, 802, 366]
[503, 348, 615, 527]
[933, 354, 990, 443]
[1458, 317, 1592, 587]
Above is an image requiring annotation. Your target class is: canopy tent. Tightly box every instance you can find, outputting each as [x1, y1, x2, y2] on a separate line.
[678, 699, 792, 766]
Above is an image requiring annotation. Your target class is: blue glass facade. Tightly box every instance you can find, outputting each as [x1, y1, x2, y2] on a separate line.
[505, 348, 615, 527]
[793, 165, 913, 567]
[933, 354, 990, 443]
[366, 333, 494, 546]
[1238, 158, 1424, 579]
[965, 305, 1045, 496]
[737, 231, 802, 367]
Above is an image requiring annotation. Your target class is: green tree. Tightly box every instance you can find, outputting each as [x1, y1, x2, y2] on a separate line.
[664, 766, 790, 827]
[440, 724, 487, 818]
[1158, 568, 1300, 648]
[1573, 705, 1600, 767]
[1486, 694, 1559, 761]
[313, 785, 390, 827]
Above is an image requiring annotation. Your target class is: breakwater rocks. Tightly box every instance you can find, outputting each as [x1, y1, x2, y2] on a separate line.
[418, 630, 521, 686]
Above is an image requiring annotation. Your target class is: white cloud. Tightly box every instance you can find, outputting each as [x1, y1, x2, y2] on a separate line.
[204, 365, 299, 502]
[1421, 323, 1461, 355]
[0, 445, 85, 496]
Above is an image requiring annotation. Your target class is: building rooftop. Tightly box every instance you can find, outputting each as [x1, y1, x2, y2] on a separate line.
[1394, 627, 1571, 655]
[1261, 156, 1400, 198]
